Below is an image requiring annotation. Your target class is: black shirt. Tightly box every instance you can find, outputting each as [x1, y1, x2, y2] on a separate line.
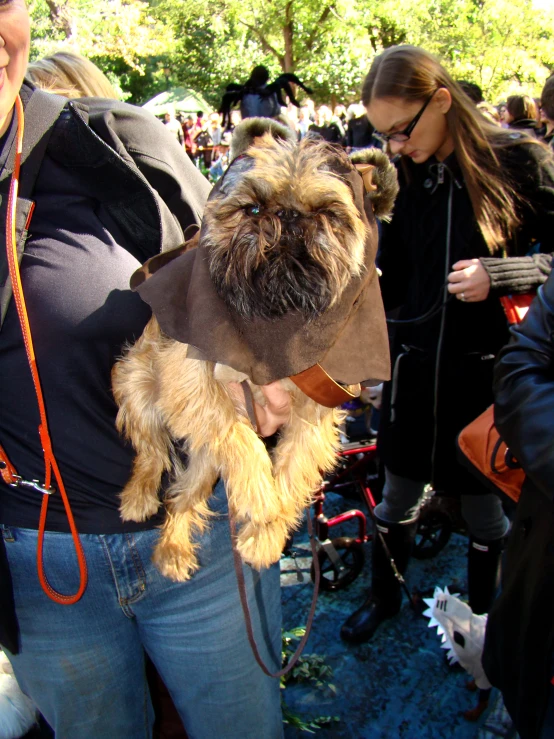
[0, 145, 165, 533]
[346, 116, 375, 148]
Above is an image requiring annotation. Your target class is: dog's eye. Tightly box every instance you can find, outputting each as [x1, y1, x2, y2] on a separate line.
[244, 204, 261, 216]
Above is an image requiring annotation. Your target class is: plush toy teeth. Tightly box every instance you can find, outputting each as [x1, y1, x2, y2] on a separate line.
[422, 585, 492, 690]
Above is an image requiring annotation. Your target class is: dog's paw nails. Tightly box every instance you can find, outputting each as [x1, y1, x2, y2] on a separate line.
[119, 491, 161, 522]
[155, 561, 195, 582]
[237, 522, 288, 569]
[152, 542, 198, 582]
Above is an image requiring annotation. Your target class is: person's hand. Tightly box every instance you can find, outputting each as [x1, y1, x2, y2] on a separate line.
[256, 381, 292, 436]
[227, 380, 292, 437]
[447, 259, 491, 302]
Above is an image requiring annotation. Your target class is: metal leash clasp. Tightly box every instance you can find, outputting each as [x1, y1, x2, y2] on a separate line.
[10, 476, 55, 495]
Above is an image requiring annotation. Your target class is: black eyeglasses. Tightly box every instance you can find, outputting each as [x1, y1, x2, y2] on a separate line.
[376, 90, 438, 143]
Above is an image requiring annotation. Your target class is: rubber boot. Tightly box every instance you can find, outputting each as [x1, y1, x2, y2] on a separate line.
[340, 517, 418, 643]
[467, 535, 504, 615]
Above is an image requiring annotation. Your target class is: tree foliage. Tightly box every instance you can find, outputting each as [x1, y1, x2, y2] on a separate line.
[28, 0, 554, 108]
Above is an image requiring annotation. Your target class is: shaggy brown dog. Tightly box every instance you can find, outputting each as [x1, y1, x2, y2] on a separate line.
[112, 120, 396, 582]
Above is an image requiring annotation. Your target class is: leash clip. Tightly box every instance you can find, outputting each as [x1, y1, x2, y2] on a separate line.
[11, 477, 55, 495]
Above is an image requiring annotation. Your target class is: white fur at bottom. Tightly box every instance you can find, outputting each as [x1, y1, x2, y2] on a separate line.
[0, 651, 37, 739]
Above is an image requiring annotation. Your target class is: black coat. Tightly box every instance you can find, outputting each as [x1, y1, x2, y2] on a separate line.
[346, 116, 376, 148]
[308, 122, 345, 146]
[482, 270, 554, 738]
[509, 117, 539, 138]
[377, 141, 554, 494]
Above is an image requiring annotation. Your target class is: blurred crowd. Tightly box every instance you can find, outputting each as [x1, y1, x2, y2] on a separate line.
[160, 83, 554, 186]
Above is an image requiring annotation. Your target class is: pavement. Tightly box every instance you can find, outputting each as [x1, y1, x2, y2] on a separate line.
[280, 491, 519, 739]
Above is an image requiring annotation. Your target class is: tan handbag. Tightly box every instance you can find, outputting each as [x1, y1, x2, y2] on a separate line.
[457, 405, 524, 503]
[456, 293, 534, 503]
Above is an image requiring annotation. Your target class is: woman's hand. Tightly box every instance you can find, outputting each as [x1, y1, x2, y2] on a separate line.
[256, 381, 292, 436]
[447, 259, 491, 302]
[228, 380, 292, 437]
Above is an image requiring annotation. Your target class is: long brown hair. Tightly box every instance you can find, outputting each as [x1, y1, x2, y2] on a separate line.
[506, 94, 537, 122]
[362, 45, 538, 254]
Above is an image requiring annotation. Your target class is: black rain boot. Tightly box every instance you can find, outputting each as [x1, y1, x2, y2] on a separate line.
[467, 535, 504, 615]
[340, 517, 418, 643]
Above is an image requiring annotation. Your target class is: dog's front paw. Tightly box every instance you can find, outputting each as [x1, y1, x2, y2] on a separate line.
[120, 485, 161, 523]
[237, 518, 289, 570]
[152, 539, 199, 582]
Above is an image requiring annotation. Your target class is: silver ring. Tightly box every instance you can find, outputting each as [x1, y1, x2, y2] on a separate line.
[460, 292, 466, 302]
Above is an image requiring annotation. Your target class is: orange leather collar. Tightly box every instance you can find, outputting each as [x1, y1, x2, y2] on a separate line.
[290, 364, 360, 407]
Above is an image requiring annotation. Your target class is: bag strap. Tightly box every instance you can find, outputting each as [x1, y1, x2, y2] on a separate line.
[3, 96, 87, 605]
[1, 88, 68, 329]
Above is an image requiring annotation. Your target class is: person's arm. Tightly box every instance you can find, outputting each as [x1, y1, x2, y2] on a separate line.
[478, 253, 553, 295]
[493, 269, 554, 501]
[479, 142, 554, 295]
[448, 143, 554, 301]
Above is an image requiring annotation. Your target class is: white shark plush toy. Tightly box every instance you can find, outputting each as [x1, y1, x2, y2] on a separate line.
[0, 650, 37, 739]
[423, 585, 491, 691]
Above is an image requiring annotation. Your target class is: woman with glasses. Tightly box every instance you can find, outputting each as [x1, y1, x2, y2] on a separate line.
[341, 45, 554, 644]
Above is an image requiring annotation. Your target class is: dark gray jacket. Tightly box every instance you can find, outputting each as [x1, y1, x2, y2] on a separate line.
[0, 83, 210, 327]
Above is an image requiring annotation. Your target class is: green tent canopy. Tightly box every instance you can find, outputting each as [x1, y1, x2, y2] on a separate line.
[142, 87, 211, 117]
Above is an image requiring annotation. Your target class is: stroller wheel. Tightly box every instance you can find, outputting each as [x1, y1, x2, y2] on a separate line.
[413, 510, 452, 560]
[311, 537, 365, 591]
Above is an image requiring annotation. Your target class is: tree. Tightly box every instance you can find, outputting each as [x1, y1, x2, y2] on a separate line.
[29, 0, 174, 101]
[28, 0, 554, 107]
[378, 0, 554, 100]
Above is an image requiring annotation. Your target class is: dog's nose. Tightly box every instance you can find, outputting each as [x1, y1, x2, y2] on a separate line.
[277, 209, 300, 220]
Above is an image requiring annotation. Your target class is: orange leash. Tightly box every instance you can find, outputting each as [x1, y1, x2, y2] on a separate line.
[3, 95, 87, 604]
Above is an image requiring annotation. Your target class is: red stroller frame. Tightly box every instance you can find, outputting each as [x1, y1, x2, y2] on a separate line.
[310, 438, 453, 592]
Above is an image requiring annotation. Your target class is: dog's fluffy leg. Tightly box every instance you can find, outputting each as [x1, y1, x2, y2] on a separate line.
[273, 390, 344, 528]
[155, 357, 283, 571]
[112, 319, 174, 522]
[236, 513, 291, 570]
[249, 398, 341, 572]
[217, 419, 290, 570]
[157, 359, 280, 526]
[153, 450, 219, 581]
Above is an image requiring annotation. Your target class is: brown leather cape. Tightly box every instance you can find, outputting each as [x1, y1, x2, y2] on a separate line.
[131, 148, 391, 392]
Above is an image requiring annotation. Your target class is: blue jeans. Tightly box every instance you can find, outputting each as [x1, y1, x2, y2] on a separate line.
[1, 481, 283, 738]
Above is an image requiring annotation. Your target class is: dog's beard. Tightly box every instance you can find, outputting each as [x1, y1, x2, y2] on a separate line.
[205, 138, 367, 321]
[207, 208, 361, 320]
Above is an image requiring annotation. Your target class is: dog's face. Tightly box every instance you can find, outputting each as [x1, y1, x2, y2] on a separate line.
[203, 134, 367, 321]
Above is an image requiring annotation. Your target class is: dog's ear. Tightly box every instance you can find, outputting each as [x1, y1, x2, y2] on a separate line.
[217, 155, 256, 194]
[350, 148, 399, 222]
[229, 117, 296, 162]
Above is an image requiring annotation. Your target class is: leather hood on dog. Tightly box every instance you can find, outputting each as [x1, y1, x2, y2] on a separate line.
[132, 143, 392, 388]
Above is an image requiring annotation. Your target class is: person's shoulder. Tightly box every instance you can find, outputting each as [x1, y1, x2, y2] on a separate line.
[72, 98, 185, 160]
[492, 133, 554, 196]
[492, 129, 552, 165]
[75, 97, 163, 130]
